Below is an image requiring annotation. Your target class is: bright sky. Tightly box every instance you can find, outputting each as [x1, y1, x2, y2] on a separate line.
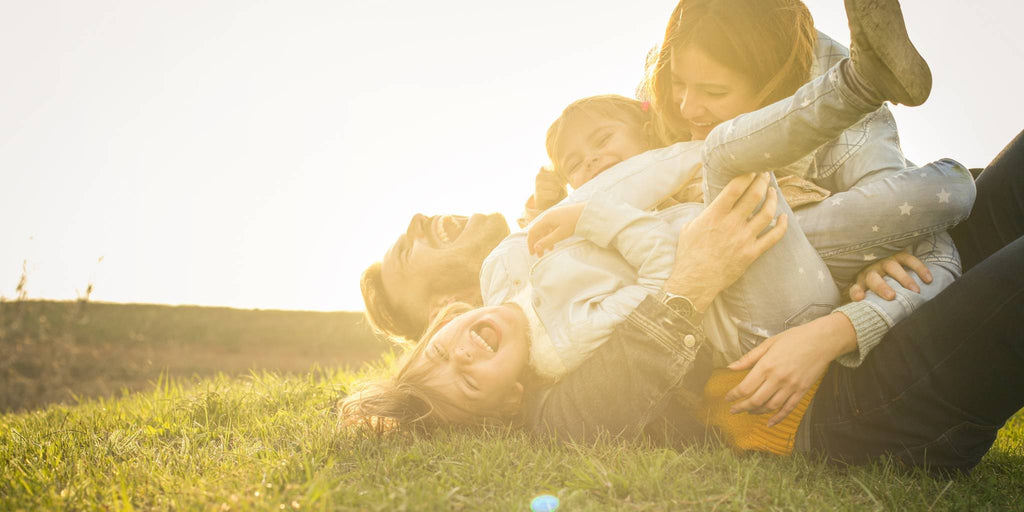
[2, 1, 1022, 311]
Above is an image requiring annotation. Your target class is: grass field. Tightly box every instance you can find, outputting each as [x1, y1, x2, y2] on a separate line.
[2, 301, 1022, 510]
[0, 300, 386, 413]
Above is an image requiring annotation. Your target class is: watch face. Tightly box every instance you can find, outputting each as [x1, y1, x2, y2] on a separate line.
[668, 295, 694, 316]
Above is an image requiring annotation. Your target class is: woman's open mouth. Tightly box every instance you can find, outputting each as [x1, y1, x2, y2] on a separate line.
[470, 321, 499, 353]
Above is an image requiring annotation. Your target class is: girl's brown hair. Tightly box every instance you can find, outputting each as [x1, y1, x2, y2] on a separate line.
[651, 0, 817, 145]
[340, 302, 519, 430]
[545, 94, 658, 183]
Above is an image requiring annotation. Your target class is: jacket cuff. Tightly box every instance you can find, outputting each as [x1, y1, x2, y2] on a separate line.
[629, 296, 706, 363]
[628, 295, 712, 406]
[833, 301, 890, 367]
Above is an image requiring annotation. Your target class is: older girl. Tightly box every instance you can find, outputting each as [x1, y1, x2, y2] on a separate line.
[640, 0, 976, 419]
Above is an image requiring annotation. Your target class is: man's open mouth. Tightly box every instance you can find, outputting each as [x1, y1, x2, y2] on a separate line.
[433, 215, 467, 245]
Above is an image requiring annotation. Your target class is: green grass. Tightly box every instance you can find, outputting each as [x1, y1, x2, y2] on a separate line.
[0, 301, 386, 412]
[3, 364, 1023, 511]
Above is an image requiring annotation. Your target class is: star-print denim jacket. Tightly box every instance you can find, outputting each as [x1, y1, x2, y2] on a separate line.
[804, 32, 972, 366]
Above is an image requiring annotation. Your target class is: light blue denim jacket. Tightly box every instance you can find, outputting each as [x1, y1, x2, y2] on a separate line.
[694, 30, 975, 366]
[800, 32, 973, 366]
[479, 143, 706, 379]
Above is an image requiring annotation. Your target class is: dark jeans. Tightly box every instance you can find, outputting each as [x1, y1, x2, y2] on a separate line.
[952, 129, 1024, 271]
[807, 130, 1024, 474]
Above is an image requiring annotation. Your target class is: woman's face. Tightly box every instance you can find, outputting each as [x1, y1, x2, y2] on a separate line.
[418, 303, 531, 416]
[669, 45, 761, 141]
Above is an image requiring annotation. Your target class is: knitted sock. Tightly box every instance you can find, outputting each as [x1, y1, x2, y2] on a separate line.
[841, 58, 886, 107]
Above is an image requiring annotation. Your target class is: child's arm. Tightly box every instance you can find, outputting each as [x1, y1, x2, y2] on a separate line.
[529, 196, 676, 292]
[833, 232, 961, 367]
[566, 143, 703, 211]
[518, 167, 567, 228]
[528, 196, 679, 374]
[527, 203, 586, 257]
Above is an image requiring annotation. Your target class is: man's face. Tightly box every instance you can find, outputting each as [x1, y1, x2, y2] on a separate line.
[380, 213, 509, 333]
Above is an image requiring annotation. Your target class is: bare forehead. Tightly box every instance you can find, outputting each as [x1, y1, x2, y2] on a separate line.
[671, 45, 736, 84]
[556, 116, 624, 155]
[562, 111, 618, 134]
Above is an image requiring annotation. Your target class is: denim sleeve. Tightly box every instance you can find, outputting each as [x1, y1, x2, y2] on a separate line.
[564, 142, 703, 211]
[834, 231, 961, 367]
[812, 106, 907, 188]
[576, 195, 675, 291]
[519, 295, 711, 443]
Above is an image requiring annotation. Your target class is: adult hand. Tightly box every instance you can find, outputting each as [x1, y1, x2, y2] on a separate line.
[665, 172, 788, 312]
[725, 312, 857, 426]
[847, 251, 932, 301]
[534, 166, 567, 211]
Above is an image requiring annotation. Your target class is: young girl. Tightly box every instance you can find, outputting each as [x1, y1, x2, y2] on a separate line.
[342, 0, 976, 426]
[520, 94, 829, 228]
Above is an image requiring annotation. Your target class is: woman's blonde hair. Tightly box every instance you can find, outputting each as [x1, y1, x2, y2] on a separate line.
[340, 302, 519, 431]
[651, 0, 817, 144]
[545, 94, 658, 183]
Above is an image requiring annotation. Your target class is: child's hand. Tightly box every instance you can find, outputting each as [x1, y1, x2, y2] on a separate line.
[527, 202, 586, 257]
[534, 167, 567, 210]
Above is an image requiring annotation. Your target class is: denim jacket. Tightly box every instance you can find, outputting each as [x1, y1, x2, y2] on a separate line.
[518, 294, 710, 443]
[480, 143, 706, 379]
[804, 32, 973, 366]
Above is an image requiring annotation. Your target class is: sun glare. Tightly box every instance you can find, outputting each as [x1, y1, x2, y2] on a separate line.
[0, 1, 1021, 311]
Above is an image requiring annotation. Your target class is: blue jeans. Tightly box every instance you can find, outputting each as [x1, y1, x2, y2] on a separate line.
[806, 130, 1024, 474]
[700, 60, 974, 354]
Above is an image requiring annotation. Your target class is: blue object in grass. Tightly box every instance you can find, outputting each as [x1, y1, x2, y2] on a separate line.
[531, 494, 559, 512]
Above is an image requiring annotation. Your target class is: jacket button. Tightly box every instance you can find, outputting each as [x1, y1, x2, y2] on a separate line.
[683, 334, 696, 348]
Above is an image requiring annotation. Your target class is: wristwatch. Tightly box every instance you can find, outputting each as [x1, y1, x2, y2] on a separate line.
[661, 291, 704, 330]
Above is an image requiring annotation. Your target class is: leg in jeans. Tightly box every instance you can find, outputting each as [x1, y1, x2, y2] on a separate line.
[702, 61, 880, 183]
[700, 62, 882, 348]
[950, 129, 1024, 271]
[795, 159, 975, 287]
[807, 234, 1024, 474]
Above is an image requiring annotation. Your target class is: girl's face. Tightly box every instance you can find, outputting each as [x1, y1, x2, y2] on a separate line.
[669, 45, 761, 141]
[418, 303, 531, 416]
[555, 116, 649, 189]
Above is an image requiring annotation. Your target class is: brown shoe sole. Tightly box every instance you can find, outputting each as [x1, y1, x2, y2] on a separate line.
[845, 0, 932, 106]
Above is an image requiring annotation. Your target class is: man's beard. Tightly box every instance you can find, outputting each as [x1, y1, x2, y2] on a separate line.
[429, 250, 488, 306]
